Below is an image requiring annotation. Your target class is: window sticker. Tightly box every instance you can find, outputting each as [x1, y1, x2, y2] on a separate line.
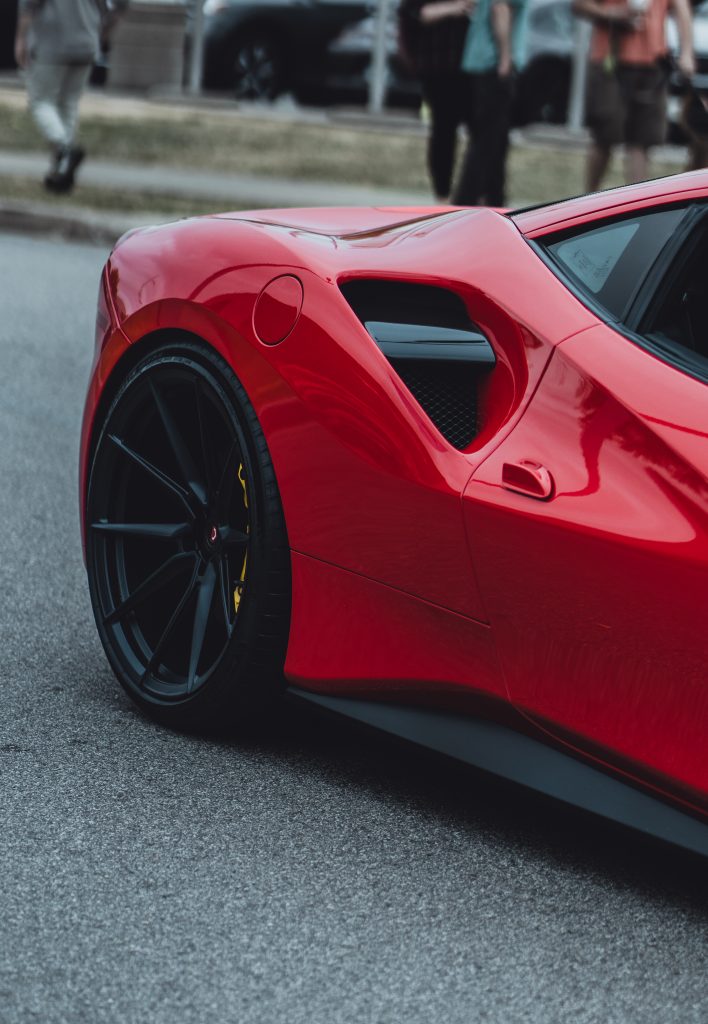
[552, 221, 640, 294]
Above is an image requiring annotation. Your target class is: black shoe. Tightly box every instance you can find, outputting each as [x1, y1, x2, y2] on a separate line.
[43, 171, 71, 193]
[44, 145, 85, 193]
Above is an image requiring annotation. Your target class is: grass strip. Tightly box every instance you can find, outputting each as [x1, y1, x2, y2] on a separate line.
[0, 96, 682, 208]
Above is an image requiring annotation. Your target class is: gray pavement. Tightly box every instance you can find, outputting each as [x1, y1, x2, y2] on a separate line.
[2, 230, 708, 1024]
[0, 150, 430, 209]
[0, 195, 156, 246]
[0, 148, 431, 247]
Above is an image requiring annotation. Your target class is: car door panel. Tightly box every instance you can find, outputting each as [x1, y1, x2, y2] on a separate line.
[463, 322, 708, 806]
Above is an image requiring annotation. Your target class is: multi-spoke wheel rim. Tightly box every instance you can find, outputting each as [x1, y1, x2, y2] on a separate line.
[233, 40, 279, 100]
[88, 362, 252, 702]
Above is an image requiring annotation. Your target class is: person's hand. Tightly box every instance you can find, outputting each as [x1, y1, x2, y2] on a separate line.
[678, 50, 697, 78]
[457, 0, 476, 15]
[497, 53, 512, 76]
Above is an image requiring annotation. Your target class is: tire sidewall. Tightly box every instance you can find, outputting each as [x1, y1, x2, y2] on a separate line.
[85, 340, 290, 729]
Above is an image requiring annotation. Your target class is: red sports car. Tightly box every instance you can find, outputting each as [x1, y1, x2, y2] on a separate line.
[81, 171, 708, 855]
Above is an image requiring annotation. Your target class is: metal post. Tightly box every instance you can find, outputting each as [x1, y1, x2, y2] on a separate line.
[368, 0, 391, 114]
[567, 17, 591, 131]
[187, 0, 205, 95]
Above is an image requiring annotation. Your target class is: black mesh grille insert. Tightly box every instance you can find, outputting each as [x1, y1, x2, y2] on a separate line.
[394, 360, 478, 449]
[340, 279, 494, 451]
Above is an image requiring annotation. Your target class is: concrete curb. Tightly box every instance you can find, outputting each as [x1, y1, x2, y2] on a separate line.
[0, 199, 164, 247]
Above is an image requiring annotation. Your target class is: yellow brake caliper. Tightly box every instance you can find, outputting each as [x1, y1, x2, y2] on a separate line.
[234, 462, 249, 613]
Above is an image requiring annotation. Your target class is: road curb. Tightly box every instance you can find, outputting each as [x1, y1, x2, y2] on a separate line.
[0, 199, 162, 246]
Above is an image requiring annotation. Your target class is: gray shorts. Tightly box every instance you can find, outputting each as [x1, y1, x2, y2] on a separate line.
[586, 62, 667, 149]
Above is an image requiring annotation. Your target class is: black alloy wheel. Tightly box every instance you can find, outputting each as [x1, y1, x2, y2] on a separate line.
[86, 341, 291, 728]
[232, 32, 283, 101]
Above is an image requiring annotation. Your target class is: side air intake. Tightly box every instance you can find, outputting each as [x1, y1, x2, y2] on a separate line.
[340, 280, 495, 450]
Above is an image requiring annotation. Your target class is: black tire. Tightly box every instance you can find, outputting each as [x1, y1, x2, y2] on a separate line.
[232, 31, 283, 101]
[86, 339, 291, 730]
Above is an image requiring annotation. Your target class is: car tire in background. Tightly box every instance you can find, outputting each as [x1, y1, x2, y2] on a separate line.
[231, 30, 284, 100]
[86, 339, 291, 730]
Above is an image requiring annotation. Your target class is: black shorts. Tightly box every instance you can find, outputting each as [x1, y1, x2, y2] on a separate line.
[586, 62, 667, 148]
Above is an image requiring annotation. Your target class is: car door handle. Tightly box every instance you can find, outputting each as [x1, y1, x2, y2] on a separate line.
[501, 461, 555, 500]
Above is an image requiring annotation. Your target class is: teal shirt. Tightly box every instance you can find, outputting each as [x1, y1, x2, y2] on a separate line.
[461, 0, 529, 74]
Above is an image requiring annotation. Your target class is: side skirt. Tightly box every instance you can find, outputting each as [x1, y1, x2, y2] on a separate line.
[287, 687, 708, 857]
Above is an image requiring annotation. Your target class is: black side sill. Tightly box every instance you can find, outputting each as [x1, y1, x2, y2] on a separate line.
[287, 686, 708, 859]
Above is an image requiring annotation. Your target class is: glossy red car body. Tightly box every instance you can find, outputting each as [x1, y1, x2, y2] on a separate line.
[81, 170, 708, 846]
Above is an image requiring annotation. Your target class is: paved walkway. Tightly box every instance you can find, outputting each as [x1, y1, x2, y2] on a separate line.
[0, 151, 430, 209]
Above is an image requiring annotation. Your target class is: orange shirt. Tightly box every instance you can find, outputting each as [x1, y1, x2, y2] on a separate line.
[590, 0, 670, 65]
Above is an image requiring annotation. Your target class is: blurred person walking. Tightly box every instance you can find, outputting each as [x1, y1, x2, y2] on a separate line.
[574, 0, 694, 190]
[14, 0, 124, 192]
[399, 0, 476, 202]
[452, 0, 529, 206]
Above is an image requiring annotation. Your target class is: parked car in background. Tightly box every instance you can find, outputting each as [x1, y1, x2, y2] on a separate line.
[202, 0, 376, 100]
[326, 11, 418, 104]
[199, 0, 581, 111]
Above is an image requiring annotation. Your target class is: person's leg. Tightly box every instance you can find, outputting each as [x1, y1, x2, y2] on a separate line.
[584, 64, 623, 192]
[686, 136, 708, 171]
[454, 72, 512, 206]
[44, 64, 92, 192]
[423, 75, 461, 201]
[57, 63, 91, 148]
[26, 61, 71, 150]
[587, 143, 612, 191]
[621, 64, 666, 185]
[624, 144, 649, 183]
[478, 72, 513, 206]
[452, 74, 484, 206]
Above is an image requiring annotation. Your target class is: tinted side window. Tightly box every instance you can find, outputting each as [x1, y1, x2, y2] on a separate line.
[642, 217, 708, 363]
[542, 207, 687, 321]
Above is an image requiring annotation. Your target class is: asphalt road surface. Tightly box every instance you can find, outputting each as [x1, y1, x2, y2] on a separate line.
[1, 230, 708, 1024]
